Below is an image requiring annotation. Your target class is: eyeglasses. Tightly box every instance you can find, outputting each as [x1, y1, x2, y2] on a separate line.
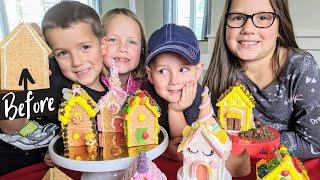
[225, 12, 278, 28]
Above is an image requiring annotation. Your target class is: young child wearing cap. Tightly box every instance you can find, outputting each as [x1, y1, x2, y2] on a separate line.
[143, 23, 204, 161]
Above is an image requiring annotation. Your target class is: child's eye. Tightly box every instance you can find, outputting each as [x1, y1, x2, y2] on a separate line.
[180, 67, 190, 73]
[82, 45, 90, 49]
[108, 38, 117, 42]
[56, 51, 68, 58]
[158, 68, 169, 75]
[202, 150, 214, 157]
[128, 40, 138, 45]
[230, 14, 245, 21]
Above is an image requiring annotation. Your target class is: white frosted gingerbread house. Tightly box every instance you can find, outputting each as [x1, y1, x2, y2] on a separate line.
[177, 87, 231, 180]
[122, 89, 161, 147]
[58, 84, 98, 149]
[0, 23, 50, 91]
[216, 81, 255, 132]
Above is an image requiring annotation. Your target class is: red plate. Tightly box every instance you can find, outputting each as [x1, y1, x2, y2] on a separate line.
[230, 127, 280, 158]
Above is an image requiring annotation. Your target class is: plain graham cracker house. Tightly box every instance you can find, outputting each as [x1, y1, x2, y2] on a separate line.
[0, 23, 51, 91]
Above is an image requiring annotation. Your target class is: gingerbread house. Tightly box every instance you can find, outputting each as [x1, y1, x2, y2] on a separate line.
[42, 167, 72, 180]
[216, 81, 255, 132]
[99, 132, 127, 160]
[97, 91, 126, 133]
[122, 89, 161, 147]
[256, 145, 309, 180]
[0, 23, 50, 91]
[122, 152, 167, 180]
[177, 87, 231, 180]
[97, 60, 127, 133]
[65, 146, 93, 161]
[58, 84, 98, 148]
[127, 144, 157, 157]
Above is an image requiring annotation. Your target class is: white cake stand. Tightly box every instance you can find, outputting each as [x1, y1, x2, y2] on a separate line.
[49, 127, 169, 180]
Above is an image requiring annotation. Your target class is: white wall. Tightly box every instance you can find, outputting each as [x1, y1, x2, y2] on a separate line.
[143, 0, 163, 38]
[101, 0, 129, 14]
[135, 0, 145, 30]
[290, 0, 320, 63]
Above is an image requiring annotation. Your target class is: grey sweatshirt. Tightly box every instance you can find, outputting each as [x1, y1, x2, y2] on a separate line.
[233, 49, 320, 160]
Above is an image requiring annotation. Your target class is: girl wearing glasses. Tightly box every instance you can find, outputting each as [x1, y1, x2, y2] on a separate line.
[203, 0, 320, 160]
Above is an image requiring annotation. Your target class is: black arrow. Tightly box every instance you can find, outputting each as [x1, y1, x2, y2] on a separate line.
[19, 68, 35, 91]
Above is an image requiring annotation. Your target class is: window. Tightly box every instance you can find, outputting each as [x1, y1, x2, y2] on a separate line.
[0, 0, 100, 41]
[176, 0, 205, 39]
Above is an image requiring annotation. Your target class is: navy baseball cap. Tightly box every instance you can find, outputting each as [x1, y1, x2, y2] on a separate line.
[145, 23, 200, 67]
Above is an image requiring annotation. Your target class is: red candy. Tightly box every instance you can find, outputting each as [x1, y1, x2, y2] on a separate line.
[138, 92, 145, 98]
[142, 132, 149, 139]
[281, 170, 289, 176]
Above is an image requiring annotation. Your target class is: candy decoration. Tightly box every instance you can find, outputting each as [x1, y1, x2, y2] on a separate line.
[257, 164, 268, 178]
[293, 157, 302, 173]
[142, 132, 149, 139]
[73, 133, 80, 140]
[209, 161, 218, 169]
[138, 114, 146, 122]
[281, 170, 289, 176]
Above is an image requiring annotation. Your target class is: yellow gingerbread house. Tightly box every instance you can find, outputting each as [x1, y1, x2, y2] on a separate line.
[64, 132, 98, 161]
[58, 84, 98, 148]
[177, 87, 231, 180]
[256, 145, 309, 180]
[123, 89, 161, 147]
[0, 23, 50, 91]
[216, 82, 255, 132]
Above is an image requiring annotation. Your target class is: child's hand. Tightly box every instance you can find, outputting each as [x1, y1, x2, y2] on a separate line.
[162, 136, 183, 161]
[169, 81, 196, 112]
[44, 151, 55, 167]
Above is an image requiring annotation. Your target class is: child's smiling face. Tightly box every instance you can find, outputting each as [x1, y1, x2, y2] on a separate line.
[146, 52, 202, 103]
[225, 0, 279, 64]
[103, 14, 142, 78]
[46, 22, 105, 91]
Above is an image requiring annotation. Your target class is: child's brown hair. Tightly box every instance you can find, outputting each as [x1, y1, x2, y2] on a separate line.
[41, 1, 104, 47]
[202, 0, 300, 104]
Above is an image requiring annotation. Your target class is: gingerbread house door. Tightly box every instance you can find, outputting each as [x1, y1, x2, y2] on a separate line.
[227, 118, 241, 131]
[196, 164, 208, 180]
[226, 108, 244, 131]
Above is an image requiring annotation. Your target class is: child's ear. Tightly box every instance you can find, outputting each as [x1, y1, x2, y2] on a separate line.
[146, 66, 154, 84]
[196, 61, 204, 81]
[100, 36, 107, 55]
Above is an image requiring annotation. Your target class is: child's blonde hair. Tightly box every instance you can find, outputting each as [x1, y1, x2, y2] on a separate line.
[203, 0, 302, 104]
[101, 8, 147, 79]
